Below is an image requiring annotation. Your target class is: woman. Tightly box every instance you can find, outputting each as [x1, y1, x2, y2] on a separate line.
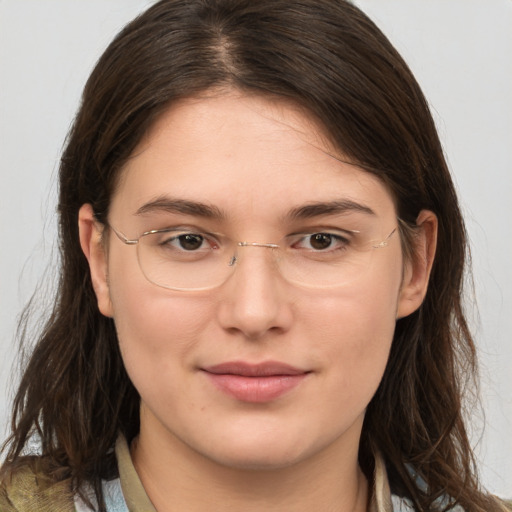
[0, 1, 509, 511]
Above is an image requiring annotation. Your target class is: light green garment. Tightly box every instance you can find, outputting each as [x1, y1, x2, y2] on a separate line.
[0, 457, 74, 512]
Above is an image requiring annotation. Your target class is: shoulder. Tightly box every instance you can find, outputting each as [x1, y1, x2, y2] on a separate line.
[390, 494, 465, 511]
[390, 493, 512, 512]
[0, 457, 74, 512]
[500, 500, 512, 511]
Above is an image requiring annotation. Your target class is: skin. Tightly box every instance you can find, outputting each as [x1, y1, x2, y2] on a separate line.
[79, 91, 437, 512]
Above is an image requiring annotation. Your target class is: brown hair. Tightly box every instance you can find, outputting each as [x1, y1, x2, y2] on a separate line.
[1, 1, 507, 510]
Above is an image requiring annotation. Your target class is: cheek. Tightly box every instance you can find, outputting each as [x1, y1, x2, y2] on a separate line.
[300, 269, 401, 400]
[303, 291, 396, 365]
[106, 253, 213, 388]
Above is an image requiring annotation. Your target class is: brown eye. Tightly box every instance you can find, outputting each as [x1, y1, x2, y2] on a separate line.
[177, 234, 204, 250]
[309, 233, 333, 250]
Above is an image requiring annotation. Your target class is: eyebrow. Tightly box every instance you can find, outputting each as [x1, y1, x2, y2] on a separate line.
[135, 197, 225, 219]
[286, 199, 375, 220]
[134, 196, 375, 221]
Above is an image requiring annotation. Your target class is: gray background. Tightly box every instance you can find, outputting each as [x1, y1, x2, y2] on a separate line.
[1, 0, 510, 497]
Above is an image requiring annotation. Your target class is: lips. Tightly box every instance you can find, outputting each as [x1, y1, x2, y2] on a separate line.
[201, 361, 310, 403]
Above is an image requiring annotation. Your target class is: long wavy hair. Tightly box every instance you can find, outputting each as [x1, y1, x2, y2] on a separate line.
[1, 1, 507, 510]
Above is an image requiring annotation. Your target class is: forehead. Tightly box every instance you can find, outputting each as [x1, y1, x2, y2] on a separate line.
[110, 91, 396, 225]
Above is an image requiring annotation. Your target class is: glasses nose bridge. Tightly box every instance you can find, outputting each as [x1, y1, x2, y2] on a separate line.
[228, 241, 280, 268]
[238, 241, 279, 249]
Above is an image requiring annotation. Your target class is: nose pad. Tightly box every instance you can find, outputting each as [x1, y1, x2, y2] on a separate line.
[226, 242, 281, 275]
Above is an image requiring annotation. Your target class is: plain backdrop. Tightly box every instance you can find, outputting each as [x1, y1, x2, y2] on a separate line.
[0, 0, 510, 497]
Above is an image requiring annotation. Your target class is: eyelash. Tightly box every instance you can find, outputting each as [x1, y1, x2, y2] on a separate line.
[152, 228, 354, 253]
[289, 232, 351, 252]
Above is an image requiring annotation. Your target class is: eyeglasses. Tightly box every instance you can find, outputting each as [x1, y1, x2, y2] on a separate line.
[107, 223, 398, 291]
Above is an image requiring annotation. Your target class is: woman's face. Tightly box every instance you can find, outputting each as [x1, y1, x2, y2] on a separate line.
[81, 91, 432, 470]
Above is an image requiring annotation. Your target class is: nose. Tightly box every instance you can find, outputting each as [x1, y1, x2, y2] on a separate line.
[216, 244, 293, 340]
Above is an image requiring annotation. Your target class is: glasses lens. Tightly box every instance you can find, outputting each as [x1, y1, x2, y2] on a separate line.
[137, 230, 233, 290]
[276, 228, 394, 288]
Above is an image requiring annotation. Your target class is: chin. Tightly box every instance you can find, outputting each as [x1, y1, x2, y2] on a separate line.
[206, 448, 307, 472]
[196, 431, 329, 473]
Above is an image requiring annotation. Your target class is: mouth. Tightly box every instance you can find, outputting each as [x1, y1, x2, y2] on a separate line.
[201, 361, 310, 403]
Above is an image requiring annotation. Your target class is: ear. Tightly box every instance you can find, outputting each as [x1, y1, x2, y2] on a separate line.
[78, 203, 114, 317]
[396, 210, 438, 319]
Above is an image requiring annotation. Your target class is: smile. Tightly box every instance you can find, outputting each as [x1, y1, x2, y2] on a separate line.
[201, 361, 310, 403]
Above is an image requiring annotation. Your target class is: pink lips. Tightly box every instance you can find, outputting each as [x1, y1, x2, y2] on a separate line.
[202, 361, 309, 403]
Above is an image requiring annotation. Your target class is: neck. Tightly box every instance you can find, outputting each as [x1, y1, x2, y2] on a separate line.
[131, 415, 369, 512]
